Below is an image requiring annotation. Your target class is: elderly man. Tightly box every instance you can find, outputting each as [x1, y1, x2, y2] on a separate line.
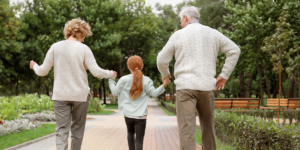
[157, 6, 240, 150]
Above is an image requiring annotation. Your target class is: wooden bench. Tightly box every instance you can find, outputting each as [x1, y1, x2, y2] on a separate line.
[215, 98, 260, 109]
[260, 99, 288, 109]
[286, 98, 300, 109]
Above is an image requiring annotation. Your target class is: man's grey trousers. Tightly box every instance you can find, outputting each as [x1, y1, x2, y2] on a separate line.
[176, 90, 216, 150]
[53, 95, 90, 150]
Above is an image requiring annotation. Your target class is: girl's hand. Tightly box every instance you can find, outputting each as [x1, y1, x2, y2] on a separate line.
[163, 78, 171, 87]
[30, 60, 37, 70]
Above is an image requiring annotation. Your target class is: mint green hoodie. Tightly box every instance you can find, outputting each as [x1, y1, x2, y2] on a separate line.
[108, 74, 165, 117]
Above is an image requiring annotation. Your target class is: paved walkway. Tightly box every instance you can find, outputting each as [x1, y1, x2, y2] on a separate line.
[17, 98, 201, 150]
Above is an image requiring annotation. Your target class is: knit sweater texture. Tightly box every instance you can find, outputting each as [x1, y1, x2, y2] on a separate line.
[157, 23, 241, 91]
[33, 40, 113, 102]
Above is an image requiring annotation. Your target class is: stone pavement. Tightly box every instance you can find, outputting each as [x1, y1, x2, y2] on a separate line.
[17, 98, 201, 150]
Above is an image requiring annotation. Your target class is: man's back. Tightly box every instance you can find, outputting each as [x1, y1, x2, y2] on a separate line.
[157, 23, 240, 91]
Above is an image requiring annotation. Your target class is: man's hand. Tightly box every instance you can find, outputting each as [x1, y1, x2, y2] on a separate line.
[163, 78, 171, 87]
[30, 60, 37, 70]
[215, 76, 227, 90]
[112, 71, 117, 80]
[162, 74, 172, 83]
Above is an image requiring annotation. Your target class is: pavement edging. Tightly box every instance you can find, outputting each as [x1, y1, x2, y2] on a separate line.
[4, 133, 56, 150]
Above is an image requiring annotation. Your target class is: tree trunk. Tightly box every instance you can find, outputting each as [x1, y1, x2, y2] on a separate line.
[93, 84, 97, 98]
[273, 80, 279, 98]
[263, 60, 271, 98]
[10, 78, 13, 96]
[239, 73, 246, 98]
[102, 79, 106, 104]
[98, 81, 102, 99]
[281, 81, 286, 98]
[38, 77, 41, 98]
[246, 73, 253, 98]
[119, 62, 125, 77]
[30, 82, 32, 94]
[287, 79, 295, 98]
[254, 58, 264, 105]
[43, 78, 50, 96]
[299, 82, 300, 98]
[16, 76, 19, 96]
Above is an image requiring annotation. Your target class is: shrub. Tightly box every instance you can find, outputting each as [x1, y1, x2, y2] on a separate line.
[87, 98, 105, 113]
[20, 112, 56, 122]
[0, 94, 54, 120]
[214, 111, 300, 149]
[161, 100, 176, 114]
[0, 119, 42, 137]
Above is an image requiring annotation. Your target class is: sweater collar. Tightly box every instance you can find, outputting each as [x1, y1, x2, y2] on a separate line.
[186, 20, 199, 26]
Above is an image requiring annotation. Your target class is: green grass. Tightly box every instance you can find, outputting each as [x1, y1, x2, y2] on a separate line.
[104, 104, 118, 109]
[158, 103, 176, 116]
[195, 126, 234, 150]
[88, 110, 115, 115]
[0, 124, 56, 150]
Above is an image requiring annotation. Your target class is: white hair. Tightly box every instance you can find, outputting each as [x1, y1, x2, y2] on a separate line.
[178, 6, 200, 20]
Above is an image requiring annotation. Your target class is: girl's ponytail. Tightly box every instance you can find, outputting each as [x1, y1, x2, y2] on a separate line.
[127, 55, 144, 99]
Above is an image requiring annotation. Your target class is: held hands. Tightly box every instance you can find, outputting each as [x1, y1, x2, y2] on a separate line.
[162, 75, 171, 87]
[112, 71, 117, 80]
[30, 60, 37, 70]
[215, 76, 227, 90]
[162, 74, 171, 83]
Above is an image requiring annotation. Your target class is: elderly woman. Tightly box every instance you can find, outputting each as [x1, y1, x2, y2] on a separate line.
[30, 18, 117, 150]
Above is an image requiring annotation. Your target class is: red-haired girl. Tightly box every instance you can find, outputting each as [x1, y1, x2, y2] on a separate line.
[109, 55, 170, 150]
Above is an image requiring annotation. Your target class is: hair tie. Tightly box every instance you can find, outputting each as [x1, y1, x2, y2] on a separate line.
[135, 68, 138, 70]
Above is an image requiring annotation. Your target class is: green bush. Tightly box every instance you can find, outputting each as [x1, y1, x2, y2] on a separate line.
[161, 100, 176, 115]
[220, 108, 300, 125]
[215, 111, 300, 149]
[87, 98, 105, 113]
[0, 94, 54, 120]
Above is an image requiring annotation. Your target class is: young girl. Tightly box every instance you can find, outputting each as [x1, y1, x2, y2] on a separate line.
[109, 55, 170, 150]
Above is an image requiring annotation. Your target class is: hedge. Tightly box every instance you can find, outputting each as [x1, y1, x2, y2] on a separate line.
[222, 109, 300, 125]
[215, 111, 300, 149]
[160, 100, 176, 115]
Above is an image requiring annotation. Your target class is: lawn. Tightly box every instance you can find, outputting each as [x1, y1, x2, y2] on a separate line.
[88, 110, 115, 115]
[104, 104, 118, 109]
[0, 124, 56, 150]
[195, 126, 234, 150]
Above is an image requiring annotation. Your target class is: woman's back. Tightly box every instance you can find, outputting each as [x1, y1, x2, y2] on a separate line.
[51, 40, 90, 101]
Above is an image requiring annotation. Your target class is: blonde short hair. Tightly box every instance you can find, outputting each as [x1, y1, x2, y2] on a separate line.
[63, 18, 93, 40]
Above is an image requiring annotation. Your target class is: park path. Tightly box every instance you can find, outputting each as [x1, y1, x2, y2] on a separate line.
[17, 98, 201, 150]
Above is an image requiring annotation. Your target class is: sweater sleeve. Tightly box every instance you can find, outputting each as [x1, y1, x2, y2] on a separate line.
[108, 78, 125, 96]
[157, 33, 176, 78]
[33, 46, 54, 76]
[145, 80, 165, 97]
[217, 31, 241, 80]
[85, 48, 113, 79]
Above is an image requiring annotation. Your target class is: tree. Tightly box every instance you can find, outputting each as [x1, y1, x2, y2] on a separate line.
[286, 49, 300, 98]
[262, 7, 294, 123]
[0, 0, 27, 96]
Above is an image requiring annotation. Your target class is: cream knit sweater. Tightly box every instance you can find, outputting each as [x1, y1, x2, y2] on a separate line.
[157, 23, 240, 91]
[33, 40, 113, 102]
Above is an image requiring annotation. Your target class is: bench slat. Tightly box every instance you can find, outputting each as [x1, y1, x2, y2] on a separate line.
[215, 106, 232, 109]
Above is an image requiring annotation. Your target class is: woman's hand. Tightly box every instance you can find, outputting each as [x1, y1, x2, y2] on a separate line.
[30, 60, 37, 70]
[112, 71, 117, 80]
[163, 78, 171, 87]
